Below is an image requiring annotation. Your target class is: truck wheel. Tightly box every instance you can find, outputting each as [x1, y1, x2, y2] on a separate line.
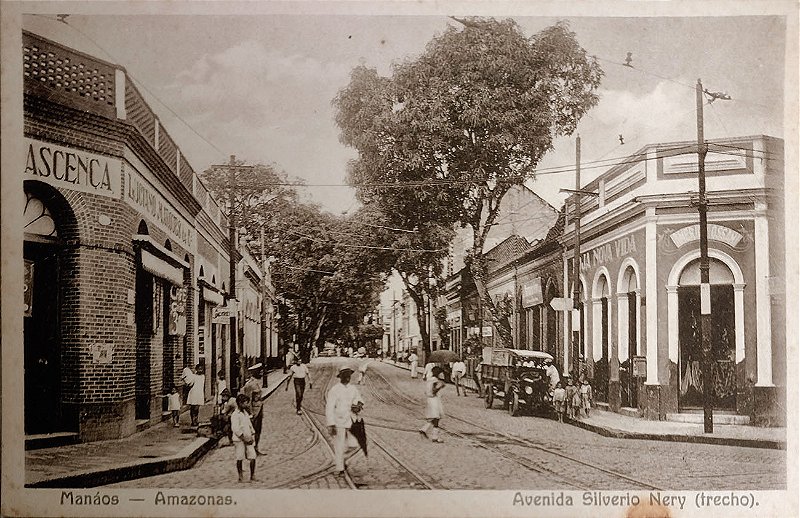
[484, 389, 494, 409]
[509, 392, 519, 416]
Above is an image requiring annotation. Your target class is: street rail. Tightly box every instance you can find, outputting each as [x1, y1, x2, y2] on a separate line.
[369, 364, 664, 491]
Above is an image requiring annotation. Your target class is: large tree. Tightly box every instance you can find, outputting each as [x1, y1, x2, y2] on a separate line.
[334, 18, 602, 346]
[351, 204, 454, 355]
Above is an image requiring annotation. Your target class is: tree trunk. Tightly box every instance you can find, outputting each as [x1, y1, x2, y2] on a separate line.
[402, 278, 431, 356]
[469, 249, 513, 348]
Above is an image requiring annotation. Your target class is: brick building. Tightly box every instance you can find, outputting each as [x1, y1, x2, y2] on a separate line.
[21, 31, 245, 442]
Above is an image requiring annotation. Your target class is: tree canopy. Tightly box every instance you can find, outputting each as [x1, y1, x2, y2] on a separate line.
[334, 18, 603, 346]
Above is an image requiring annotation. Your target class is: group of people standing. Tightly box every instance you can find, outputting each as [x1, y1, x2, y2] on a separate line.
[543, 357, 593, 421]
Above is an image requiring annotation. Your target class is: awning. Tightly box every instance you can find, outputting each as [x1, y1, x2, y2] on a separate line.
[202, 286, 225, 306]
[140, 249, 184, 285]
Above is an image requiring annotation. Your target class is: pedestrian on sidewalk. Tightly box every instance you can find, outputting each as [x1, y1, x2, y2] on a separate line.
[167, 385, 181, 427]
[231, 393, 257, 483]
[326, 366, 364, 475]
[553, 382, 566, 423]
[181, 362, 194, 403]
[187, 364, 205, 428]
[243, 364, 264, 453]
[286, 357, 311, 415]
[564, 375, 578, 420]
[419, 366, 446, 443]
[580, 377, 593, 417]
[451, 358, 467, 396]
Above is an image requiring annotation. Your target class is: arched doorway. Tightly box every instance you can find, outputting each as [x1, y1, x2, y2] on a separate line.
[543, 280, 560, 364]
[678, 258, 737, 411]
[592, 274, 611, 403]
[618, 265, 640, 408]
[23, 182, 76, 434]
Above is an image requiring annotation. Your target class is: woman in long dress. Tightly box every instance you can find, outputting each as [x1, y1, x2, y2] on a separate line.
[419, 366, 446, 443]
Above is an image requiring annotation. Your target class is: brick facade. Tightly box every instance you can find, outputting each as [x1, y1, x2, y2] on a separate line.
[21, 31, 231, 442]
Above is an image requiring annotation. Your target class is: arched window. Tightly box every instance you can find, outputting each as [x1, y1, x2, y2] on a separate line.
[164, 239, 172, 251]
[24, 192, 58, 238]
[137, 220, 149, 235]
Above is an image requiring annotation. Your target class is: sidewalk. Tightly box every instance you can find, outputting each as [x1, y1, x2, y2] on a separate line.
[25, 371, 290, 488]
[381, 358, 785, 450]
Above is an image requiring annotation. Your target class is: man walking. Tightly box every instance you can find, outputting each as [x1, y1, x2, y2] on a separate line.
[451, 358, 467, 396]
[286, 357, 311, 415]
[242, 364, 264, 453]
[326, 366, 364, 475]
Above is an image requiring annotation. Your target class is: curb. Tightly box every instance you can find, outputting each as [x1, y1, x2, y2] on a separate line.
[26, 436, 218, 488]
[567, 417, 785, 450]
[383, 360, 784, 451]
[27, 371, 292, 488]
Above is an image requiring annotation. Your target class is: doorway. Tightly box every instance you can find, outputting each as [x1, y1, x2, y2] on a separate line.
[23, 186, 70, 435]
[677, 259, 736, 411]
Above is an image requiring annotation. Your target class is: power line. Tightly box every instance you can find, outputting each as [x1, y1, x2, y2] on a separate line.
[286, 228, 447, 253]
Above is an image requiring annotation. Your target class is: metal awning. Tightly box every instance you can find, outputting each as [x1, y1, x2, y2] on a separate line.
[201, 285, 225, 306]
[140, 249, 184, 285]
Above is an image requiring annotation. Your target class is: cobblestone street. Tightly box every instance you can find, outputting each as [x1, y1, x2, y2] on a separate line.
[110, 359, 785, 490]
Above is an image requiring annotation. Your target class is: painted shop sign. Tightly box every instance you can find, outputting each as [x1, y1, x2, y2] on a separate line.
[669, 224, 743, 249]
[125, 169, 195, 251]
[580, 234, 639, 272]
[24, 138, 121, 198]
[521, 277, 544, 308]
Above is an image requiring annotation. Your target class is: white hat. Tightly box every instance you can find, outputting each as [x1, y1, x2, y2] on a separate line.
[248, 363, 263, 371]
[337, 365, 355, 376]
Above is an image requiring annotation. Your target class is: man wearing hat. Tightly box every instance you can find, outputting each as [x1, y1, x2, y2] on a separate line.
[242, 364, 264, 453]
[326, 365, 364, 475]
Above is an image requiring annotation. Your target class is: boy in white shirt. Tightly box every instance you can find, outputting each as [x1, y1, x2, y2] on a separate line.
[231, 393, 257, 482]
[326, 366, 364, 474]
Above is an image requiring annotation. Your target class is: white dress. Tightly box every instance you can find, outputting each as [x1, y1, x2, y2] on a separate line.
[424, 378, 444, 419]
[187, 374, 205, 405]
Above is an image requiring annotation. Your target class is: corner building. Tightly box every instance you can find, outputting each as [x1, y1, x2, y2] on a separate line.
[562, 136, 785, 425]
[22, 31, 232, 441]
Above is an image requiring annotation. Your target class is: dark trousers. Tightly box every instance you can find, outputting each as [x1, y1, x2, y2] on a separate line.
[293, 378, 306, 411]
[189, 405, 200, 426]
[252, 406, 263, 447]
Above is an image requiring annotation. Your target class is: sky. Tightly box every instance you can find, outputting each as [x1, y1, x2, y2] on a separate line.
[21, 6, 787, 214]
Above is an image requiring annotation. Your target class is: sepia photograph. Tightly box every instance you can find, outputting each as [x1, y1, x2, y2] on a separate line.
[1, 1, 797, 517]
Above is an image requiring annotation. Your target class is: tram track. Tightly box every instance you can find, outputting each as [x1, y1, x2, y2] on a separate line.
[369, 365, 665, 491]
[296, 361, 439, 489]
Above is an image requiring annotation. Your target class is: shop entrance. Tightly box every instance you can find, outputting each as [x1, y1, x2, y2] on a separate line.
[678, 259, 736, 411]
[23, 186, 72, 435]
[593, 278, 610, 404]
[24, 242, 63, 434]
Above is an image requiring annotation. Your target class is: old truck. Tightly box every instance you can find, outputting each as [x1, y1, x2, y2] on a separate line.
[480, 347, 554, 417]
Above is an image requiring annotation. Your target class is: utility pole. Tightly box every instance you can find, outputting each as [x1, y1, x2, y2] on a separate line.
[227, 154, 239, 394]
[561, 137, 599, 380]
[260, 226, 267, 370]
[696, 79, 714, 433]
[572, 135, 582, 380]
[212, 155, 255, 395]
